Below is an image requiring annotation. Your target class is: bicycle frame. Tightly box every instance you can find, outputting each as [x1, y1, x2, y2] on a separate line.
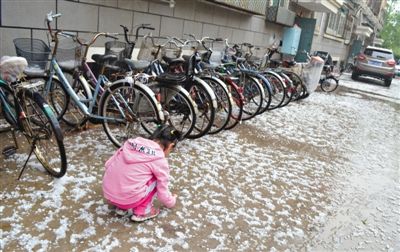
[45, 58, 133, 122]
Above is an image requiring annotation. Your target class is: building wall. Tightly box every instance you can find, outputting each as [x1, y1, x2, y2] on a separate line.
[311, 12, 348, 64]
[0, 0, 283, 57]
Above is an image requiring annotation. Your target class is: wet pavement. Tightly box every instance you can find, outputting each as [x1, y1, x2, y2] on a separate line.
[1, 74, 399, 251]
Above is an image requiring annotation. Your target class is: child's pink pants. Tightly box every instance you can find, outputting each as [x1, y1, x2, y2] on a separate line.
[110, 177, 157, 216]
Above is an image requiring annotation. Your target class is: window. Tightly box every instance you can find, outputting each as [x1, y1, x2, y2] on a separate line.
[364, 49, 394, 60]
[326, 11, 347, 37]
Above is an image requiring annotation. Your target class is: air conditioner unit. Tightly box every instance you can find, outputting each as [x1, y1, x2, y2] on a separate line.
[265, 6, 296, 26]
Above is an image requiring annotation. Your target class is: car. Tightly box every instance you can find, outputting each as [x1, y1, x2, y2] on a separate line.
[351, 46, 396, 86]
[395, 61, 400, 77]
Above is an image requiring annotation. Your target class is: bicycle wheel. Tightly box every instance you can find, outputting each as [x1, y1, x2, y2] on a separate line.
[0, 83, 18, 126]
[19, 89, 67, 178]
[277, 71, 294, 107]
[200, 76, 232, 134]
[282, 70, 304, 101]
[100, 81, 162, 148]
[239, 74, 264, 121]
[224, 81, 243, 130]
[254, 74, 272, 114]
[57, 71, 90, 127]
[149, 83, 196, 139]
[262, 71, 286, 110]
[186, 78, 216, 139]
[320, 76, 339, 92]
[24, 75, 69, 122]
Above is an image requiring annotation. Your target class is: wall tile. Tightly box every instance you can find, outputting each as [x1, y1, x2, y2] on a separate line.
[183, 21, 203, 40]
[133, 12, 161, 37]
[118, 0, 148, 12]
[212, 6, 229, 26]
[218, 27, 233, 41]
[99, 7, 133, 33]
[0, 28, 31, 56]
[194, 2, 213, 23]
[174, 0, 195, 20]
[149, 2, 173, 16]
[58, 1, 98, 32]
[2, 0, 56, 29]
[160, 17, 183, 38]
[202, 24, 219, 38]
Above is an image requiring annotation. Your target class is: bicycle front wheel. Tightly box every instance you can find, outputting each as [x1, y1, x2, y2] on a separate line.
[19, 90, 67, 178]
[320, 76, 339, 92]
[149, 83, 196, 139]
[240, 74, 264, 121]
[201, 76, 232, 134]
[100, 82, 162, 148]
[186, 78, 216, 139]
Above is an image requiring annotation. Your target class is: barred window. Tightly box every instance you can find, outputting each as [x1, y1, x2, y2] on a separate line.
[326, 11, 347, 37]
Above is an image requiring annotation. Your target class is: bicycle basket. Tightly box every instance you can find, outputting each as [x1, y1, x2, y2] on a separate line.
[161, 41, 182, 59]
[137, 39, 159, 61]
[105, 40, 133, 61]
[54, 36, 84, 71]
[13, 38, 50, 71]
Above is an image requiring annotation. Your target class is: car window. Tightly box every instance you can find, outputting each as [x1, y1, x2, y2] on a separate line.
[364, 49, 393, 60]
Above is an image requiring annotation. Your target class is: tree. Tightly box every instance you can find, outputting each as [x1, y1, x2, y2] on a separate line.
[380, 0, 400, 58]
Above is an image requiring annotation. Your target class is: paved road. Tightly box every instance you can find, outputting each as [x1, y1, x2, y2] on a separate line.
[1, 74, 399, 251]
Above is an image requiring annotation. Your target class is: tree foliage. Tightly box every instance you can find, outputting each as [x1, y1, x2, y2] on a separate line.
[380, 0, 400, 58]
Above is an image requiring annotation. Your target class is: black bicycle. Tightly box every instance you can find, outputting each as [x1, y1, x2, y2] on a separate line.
[0, 57, 67, 178]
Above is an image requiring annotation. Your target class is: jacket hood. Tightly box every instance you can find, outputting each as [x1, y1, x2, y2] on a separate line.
[121, 137, 165, 164]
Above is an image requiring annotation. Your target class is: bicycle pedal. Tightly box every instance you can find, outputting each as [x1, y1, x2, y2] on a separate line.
[2, 146, 17, 158]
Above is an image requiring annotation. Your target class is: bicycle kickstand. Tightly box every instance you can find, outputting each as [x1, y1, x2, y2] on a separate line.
[17, 138, 37, 180]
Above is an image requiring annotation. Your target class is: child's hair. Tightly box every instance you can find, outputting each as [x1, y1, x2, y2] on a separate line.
[150, 124, 182, 149]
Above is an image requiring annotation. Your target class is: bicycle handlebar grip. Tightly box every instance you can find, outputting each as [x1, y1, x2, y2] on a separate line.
[144, 27, 155, 30]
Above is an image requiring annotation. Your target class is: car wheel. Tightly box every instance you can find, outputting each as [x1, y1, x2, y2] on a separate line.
[351, 71, 359, 80]
[384, 78, 392, 87]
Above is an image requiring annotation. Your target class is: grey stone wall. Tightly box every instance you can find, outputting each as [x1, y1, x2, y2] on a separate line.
[0, 0, 283, 57]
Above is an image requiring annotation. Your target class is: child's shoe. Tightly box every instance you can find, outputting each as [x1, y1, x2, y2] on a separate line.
[131, 208, 160, 222]
[115, 208, 133, 216]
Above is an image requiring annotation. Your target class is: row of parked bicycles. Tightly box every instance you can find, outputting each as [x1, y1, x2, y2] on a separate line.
[0, 12, 339, 179]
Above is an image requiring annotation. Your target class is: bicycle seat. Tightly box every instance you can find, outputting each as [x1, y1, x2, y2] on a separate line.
[232, 55, 246, 63]
[182, 55, 201, 63]
[162, 56, 185, 65]
[91, 54, 118, 66]
[120, 59, 150, 71]
[282, 60, 297, 67]
[155, 72, 186, 85]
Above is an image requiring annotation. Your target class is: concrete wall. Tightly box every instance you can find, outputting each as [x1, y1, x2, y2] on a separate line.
[0, 0, 283, 57]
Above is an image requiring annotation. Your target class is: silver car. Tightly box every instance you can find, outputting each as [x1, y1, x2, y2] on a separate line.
[352, 46, 396, 86]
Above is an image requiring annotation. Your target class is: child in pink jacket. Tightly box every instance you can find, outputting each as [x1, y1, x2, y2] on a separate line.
[102, 125, 182, 222]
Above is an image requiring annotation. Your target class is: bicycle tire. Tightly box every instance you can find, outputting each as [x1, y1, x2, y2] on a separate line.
[0, 83, 18, 126]
[18, 89, 67, 178]
[224, 81, 243, 130]
[99, 81, 163, 148]
[252, 74, 272, 114]
[282, 70, 304, 101]
[320, 76, 339, 92]
[200, 76, 232, 135]
[148, 83, 196, 139]
[239, 74, 264, 121]
[262, 71, 286, 110]
[57, 71, 91, 127]
[186, 78, 216, 139]
[277, 71, 294, 107]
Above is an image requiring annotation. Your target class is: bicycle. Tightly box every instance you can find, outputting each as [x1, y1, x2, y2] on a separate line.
[0, 56, 67, 178]
[41, 12, 164, 147]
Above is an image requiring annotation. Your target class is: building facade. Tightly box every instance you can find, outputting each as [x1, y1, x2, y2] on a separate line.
[0, 0, 387, 66]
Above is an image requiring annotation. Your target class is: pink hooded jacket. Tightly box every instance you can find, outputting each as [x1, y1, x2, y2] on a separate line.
[102, 137, 176, 208]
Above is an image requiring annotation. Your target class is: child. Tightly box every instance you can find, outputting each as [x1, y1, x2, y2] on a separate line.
[102, 125, 182, 222]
